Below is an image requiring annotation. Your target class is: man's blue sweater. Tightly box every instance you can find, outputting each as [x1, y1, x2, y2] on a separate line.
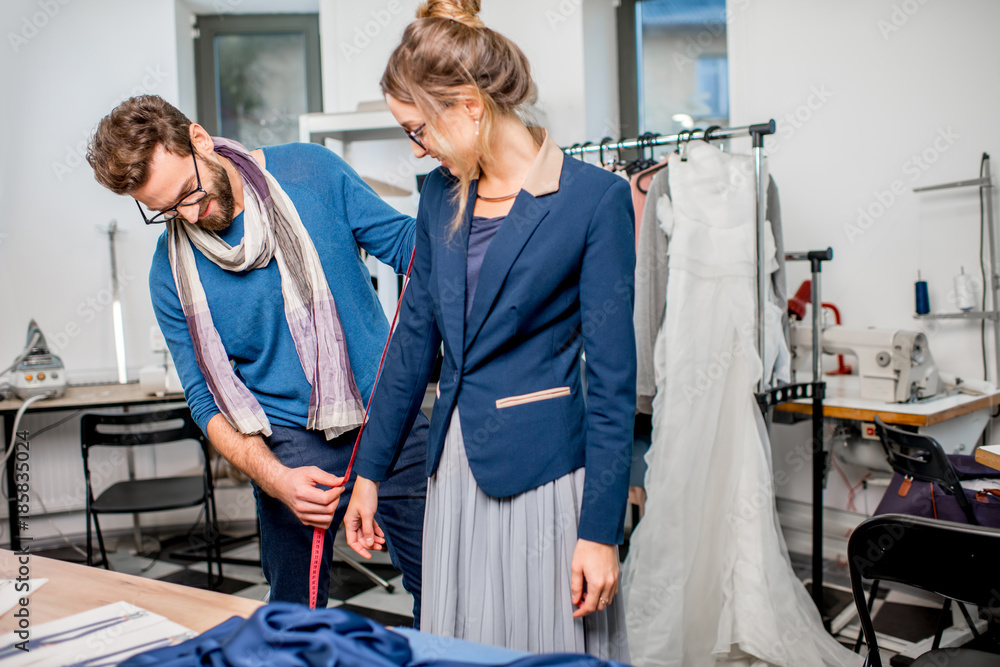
[149, 143, 415, 434]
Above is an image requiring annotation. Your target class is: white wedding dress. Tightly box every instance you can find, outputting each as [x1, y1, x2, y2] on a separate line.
[621, 142, 856, 667]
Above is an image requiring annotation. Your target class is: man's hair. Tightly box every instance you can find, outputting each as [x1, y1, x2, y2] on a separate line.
[87, 95, 193, 195]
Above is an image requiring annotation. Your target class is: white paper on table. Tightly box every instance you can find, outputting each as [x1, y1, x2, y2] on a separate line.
[0, 601, 195, 666]
[0, 579, 48, 617]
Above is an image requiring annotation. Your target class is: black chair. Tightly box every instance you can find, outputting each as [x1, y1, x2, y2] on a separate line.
[849, 513, 1000, 666]
[854, 416, 1000, 652]
[81, 407, 222, 589]
[873, 415, 990, 525]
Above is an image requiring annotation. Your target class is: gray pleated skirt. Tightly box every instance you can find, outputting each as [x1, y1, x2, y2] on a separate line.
[421, 409, 630, 661]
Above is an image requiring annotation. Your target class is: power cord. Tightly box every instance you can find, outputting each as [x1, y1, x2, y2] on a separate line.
[27, 410, 83, 439]
[0, 401, 90, 559]
[2, 392, 55, 465]
[980, 152, 989, 384]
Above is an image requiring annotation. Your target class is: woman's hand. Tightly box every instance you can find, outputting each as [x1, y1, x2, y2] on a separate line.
[570, 538, 620, 618]
[343, 476, 386, 558]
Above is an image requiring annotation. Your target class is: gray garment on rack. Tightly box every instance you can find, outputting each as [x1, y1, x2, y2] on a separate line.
[634, 162, 787, 413]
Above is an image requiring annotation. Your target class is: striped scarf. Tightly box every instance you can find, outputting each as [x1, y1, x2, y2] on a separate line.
[166, 137, 364, 439]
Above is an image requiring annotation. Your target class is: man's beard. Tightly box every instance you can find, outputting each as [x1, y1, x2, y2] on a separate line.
[196, 158, 236, 232]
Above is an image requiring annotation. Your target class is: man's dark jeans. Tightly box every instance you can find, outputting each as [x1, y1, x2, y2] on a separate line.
[253, 412, 428, 626]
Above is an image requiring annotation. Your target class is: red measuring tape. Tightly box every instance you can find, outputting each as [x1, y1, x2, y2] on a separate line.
[308, 248, 416, 609]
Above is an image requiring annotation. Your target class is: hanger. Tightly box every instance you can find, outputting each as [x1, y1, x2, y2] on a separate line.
[598, 136, 617, 170]
[636, 132, 674, 193]
[625, 133, 659, 176]
[678, 128, 698, 162]
[673, 129, 688, 156]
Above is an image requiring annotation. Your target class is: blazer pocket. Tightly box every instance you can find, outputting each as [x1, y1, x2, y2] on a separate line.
[496, 386, 571, 409]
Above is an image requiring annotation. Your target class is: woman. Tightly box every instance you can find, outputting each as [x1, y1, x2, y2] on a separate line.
[343, 0, 635, 659]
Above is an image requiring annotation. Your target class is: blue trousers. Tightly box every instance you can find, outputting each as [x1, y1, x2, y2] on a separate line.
[253, 412, 429, 625]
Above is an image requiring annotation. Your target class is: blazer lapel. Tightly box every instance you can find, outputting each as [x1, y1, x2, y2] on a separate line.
[438, 181, 473, 370]
[464, 191, 553, 353]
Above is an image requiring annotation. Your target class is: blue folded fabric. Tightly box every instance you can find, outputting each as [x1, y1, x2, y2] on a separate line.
[120, 603, 412, 667]
[121, 603, 631, 667]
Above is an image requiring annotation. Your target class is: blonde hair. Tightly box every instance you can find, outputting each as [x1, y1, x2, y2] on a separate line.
[381, 0, 537, 232]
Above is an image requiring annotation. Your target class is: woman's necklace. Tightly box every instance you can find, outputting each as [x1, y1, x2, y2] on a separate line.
[476, 190, 519, 202]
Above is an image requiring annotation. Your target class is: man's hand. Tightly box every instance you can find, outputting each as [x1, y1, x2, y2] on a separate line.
[206, 415, 347, 529]
[343, 476, 385, 558]
[570, 539, 620, 618]
[271, 466, 345, 530]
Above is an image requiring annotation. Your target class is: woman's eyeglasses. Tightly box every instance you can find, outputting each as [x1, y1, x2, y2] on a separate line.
[404, 123, 427, 151]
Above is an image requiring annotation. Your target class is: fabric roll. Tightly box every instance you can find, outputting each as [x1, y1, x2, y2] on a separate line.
[422, 409, 629, 662]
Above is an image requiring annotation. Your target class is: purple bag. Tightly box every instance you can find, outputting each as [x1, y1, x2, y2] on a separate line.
[874, 454, 1000, 528]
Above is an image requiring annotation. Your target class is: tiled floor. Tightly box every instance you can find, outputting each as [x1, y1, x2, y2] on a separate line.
[37, 525, 415, 629]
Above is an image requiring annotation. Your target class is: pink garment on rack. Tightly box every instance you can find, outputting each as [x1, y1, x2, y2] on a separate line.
[629, 159, 668, 246]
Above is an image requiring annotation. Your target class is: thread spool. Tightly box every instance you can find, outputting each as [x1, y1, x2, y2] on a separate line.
[915, 273, 930, 315]
[954, 267, 976, 311]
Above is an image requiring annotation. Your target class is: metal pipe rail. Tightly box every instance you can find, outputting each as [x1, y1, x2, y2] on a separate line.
[561, 120, 776, 155]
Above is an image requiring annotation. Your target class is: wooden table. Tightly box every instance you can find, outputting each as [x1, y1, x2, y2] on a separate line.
[0, 549, 262, 633]
[775, 375, 1000, 427]
[0, 383, 186, 551]
[975, 444, 1000, 471]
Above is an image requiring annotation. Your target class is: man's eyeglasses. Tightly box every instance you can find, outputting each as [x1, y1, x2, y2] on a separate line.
[404, 123, 427, 151]
[135, 142, 208, 225]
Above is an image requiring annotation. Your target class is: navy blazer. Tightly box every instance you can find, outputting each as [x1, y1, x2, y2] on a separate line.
[355, 133, 636, 545]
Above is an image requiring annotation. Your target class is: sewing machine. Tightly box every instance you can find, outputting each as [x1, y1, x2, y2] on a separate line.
[790, 324, 941, 403]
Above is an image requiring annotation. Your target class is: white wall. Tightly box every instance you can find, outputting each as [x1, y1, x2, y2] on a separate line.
[319, 0, 619, 146]
[1, 0, 181, 383]
[0, 0, 254, 544]
[175, 0, 198, 120]
[581, 0, 620, 141]
[728, 0, 1000, 512]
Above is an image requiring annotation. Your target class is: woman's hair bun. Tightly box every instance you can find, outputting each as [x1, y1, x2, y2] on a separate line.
[417, 0, 485, 29]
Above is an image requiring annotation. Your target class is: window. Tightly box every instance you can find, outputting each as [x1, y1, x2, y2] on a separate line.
[619, 0, 730, 137]
[194, 14, 322, 149]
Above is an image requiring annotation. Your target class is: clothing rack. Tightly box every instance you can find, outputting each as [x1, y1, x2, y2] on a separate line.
[563, 121, 838, 627]
[563, 120, 776, 392]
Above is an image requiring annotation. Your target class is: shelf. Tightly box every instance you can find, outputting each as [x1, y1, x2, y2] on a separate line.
[298, 110, 402, 144]
[914, 311, 1000, 321]
[913, 176, 991, 193]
